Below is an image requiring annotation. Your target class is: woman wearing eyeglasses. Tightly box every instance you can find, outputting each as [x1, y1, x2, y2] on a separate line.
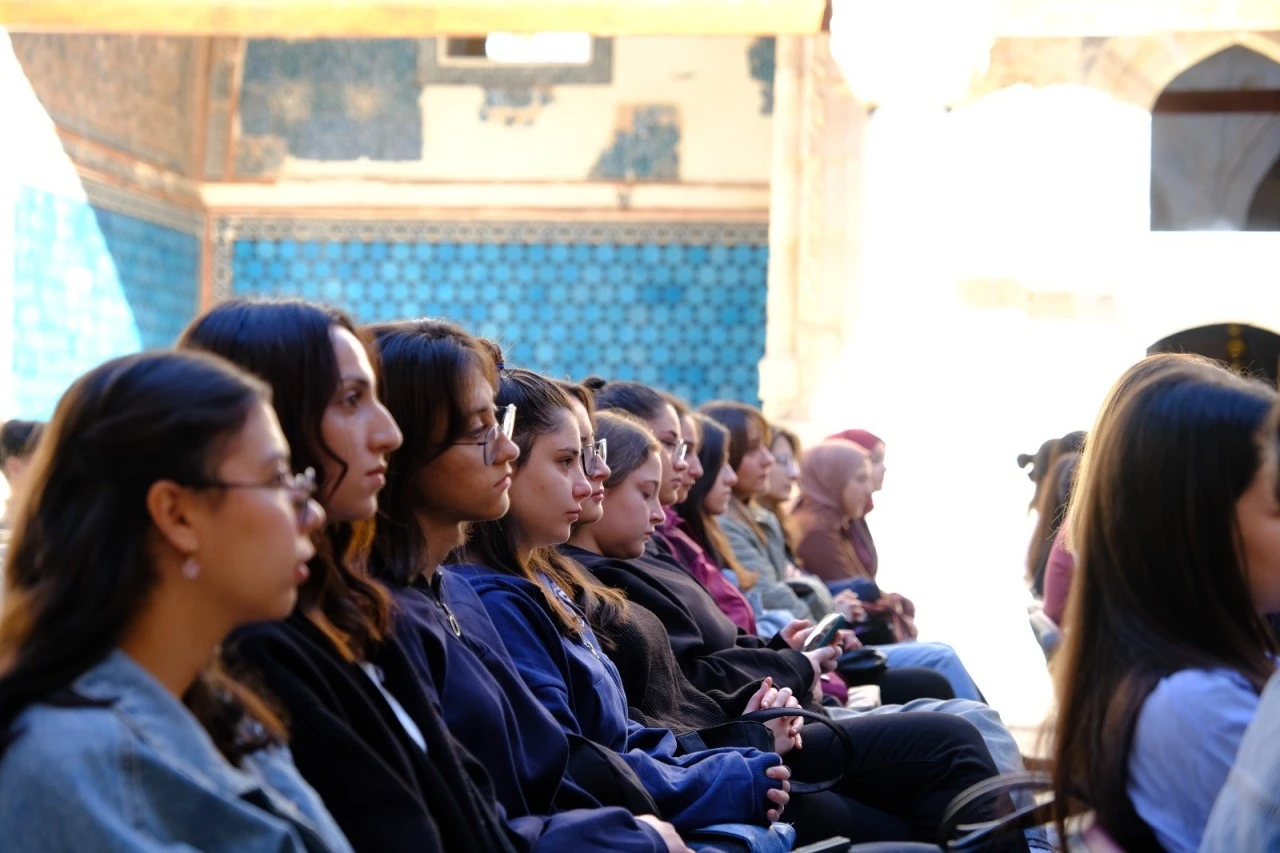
[178, 301, 532, 853]
[0, 350, 352, 852]
[450, 367, 795, 840]
[360, 318, 689, 853]
[583, 380, 762, 635]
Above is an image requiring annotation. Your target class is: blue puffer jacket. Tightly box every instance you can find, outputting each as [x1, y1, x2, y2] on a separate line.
[452, 562, 784, 832]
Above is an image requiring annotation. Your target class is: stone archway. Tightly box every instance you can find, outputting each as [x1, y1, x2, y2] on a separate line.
[1147, 44, 1280, 230]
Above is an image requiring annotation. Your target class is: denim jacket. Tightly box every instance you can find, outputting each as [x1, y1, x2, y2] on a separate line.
[0, 649, 354, 853]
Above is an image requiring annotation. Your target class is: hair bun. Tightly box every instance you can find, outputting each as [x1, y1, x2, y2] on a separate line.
[1017, 453, 1033, 469]
[581, 376, 609, 393]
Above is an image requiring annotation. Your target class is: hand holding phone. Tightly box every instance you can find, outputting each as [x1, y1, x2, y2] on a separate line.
[801, 613, 851, 652]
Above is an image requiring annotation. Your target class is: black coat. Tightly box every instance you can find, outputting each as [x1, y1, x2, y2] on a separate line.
[562, 545, 814, 703]
[230, 612, 520, 853]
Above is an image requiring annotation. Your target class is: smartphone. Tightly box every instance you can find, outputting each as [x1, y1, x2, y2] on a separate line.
[801, 613, 850, 652]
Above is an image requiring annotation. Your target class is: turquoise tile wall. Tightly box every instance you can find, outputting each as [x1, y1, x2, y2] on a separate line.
[11, 186, 201, 417]
[221, 221, 767, 405]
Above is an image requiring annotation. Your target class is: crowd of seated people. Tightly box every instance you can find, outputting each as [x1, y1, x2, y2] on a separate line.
[3, 299, 1280, 852]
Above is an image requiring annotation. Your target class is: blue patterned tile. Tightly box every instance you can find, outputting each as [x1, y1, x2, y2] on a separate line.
[11, 188, 200, 417]
[223, 222, 767, 404]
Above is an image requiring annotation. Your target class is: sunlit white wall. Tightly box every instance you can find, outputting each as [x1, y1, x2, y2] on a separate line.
[808, 83, 1280, 731]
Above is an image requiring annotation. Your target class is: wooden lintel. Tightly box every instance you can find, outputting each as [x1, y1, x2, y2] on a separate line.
[1153, 89, 1280, 114]
[0, 0, 827, 36]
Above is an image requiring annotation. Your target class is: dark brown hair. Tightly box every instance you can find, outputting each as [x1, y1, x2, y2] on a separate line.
[178, 298, 391, 662]
[361, 318, 498, 587]
[0, 420, 43, 474]
[0, 351, 285, 764]
[596, 410, 661, 489]
[1051, 354, 1280, 845]
[699, 400, 772, 473]
[676, 416, 757, 591]
[1025, 451, 1081, 593]
[459, 368, 629, 642]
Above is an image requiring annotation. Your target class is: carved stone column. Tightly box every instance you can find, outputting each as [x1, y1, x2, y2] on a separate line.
[759, 34, 867, 424]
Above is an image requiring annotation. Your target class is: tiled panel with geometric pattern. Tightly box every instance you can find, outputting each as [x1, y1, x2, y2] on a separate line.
[216, 219, 767, 405]
[11, 187, 201, 417]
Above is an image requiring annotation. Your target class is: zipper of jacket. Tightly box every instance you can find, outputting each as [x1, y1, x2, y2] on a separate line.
[429, 572, 463, 638]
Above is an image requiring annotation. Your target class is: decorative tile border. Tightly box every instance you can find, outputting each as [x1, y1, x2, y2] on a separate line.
[212, 217, 769, 300]
[81, 178, 205, 236]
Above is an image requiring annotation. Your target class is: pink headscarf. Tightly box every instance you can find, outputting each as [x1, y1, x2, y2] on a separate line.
[797, 439, 871, 518]
[828, 429, 883, 513]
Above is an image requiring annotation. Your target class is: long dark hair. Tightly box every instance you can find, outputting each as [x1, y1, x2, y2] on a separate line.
[0, 351, 285, 763]
[1052, 355, 1280, 845]
[676, 416, 757, 591]
[699, 400, 772, 473]
[359, 318, 497, 587]
[460, 367, 629, 642]
[701, 400, 773, 548]
[178, 298, 391, 662]
[584, 378, 671, 423]
[597, 410, 661, 489]
[1026, 452, 1081, 594]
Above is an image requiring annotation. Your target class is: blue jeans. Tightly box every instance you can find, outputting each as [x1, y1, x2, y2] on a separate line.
[872, 642, 984, 702]
[831, 698, 1052, 851]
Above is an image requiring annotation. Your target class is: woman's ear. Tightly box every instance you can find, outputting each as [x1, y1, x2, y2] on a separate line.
[145, 480, 202, 556]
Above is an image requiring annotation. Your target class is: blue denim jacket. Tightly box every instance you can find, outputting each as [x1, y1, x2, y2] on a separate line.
[0, 650, 354, 853]
[1200, 670, 1280, 851]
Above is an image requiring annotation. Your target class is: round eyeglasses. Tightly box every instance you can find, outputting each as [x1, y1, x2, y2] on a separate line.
[452, 404, 517, 466]
[187, 466, 317, 521]
[582, 438, 608, 477]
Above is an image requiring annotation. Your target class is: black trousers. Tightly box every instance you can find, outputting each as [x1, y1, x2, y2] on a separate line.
[849, 667, 956, 705]
[786, 711, 1026, 852]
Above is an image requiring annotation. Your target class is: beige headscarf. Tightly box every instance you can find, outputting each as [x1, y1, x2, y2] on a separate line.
[797, 439, 870, 518]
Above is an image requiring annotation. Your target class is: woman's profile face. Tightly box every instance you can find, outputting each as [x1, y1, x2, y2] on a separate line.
[767, 435, 799, 502]
[1236, 447, 1280, 615]
[840, 458, 874, 520]
[319, 327, 403, 523]
[182, 402, 325, 624]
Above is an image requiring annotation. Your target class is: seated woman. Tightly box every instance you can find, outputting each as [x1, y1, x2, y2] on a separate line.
[587, 380, 759, 635]
[705, 407, 982, 702]
[1026, 451, 1079, 603]
[1051, 354, 1280, 852]
[793, 439, 916, 643]
[450, 366, 795, 838]
[359, 318, 690, 853]
[180, 300, 527, 853]
[564, 409, 1025, 849]
[0, 351, 351, 852]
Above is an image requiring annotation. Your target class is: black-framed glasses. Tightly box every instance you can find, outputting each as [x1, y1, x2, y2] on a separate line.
[453, 404, 516, 466]
[659, 437, 689, 464]
[187, 467, 317, 520]
[582, 438, 608, 477]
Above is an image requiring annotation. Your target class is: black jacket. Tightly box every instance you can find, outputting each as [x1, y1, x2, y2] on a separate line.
[562, 545, 814, 703]
[230, 612, 520, 853]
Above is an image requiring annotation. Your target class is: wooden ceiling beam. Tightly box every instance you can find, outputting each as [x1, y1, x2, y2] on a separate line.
[0, 0, 828, 37]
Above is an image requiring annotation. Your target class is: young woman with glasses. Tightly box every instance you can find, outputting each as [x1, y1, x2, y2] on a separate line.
[360, 318, 690, 853]
[587, 381, 761, 635]
[179, 300, 525, 853]
[451, 367, 796, 839]
[0, 350, 352, 852]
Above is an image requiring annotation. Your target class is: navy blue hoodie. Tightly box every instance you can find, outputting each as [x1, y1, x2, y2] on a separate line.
[451, 562, 784, 832]
[386, 569, 666, 853]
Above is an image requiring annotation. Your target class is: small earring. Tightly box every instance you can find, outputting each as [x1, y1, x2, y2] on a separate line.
[181, 557, 200, 580]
